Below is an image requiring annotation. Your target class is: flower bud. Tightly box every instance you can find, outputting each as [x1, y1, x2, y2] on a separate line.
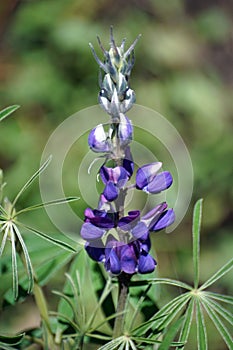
[118, 113, 133, 147]
[88, 124, 111, 153]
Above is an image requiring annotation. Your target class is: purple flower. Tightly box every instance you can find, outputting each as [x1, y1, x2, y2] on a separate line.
[83, 207, 117, 228]
[97, 235, 156, 275]
[123, 146, 134, 177]
[100, 165, 129, 201]
[88, 124, 111, 153]
[131, 203, 175, 239]
[85, 240, 105, 262]
[81, 203, 175, 242]
[85, 234, 156, 275]
[136, 163, 173, 194]
[118, 113, 133, 147]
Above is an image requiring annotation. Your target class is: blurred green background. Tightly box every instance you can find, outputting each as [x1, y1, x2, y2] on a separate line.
[0, 0, 232, 349]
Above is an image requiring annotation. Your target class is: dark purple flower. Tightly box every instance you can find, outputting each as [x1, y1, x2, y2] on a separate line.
[85, 240, 105, 262]
[123, 146, 134, 177]
[103, 235, 156, 275]
[100, 165, 129, 201]
[84, 207, 117, 228]
[136, 163, 173, 194]
[138, 251, 156, 274]
[118, 210, 140, 231]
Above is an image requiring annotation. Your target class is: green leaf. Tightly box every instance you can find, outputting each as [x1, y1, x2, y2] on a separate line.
[133, 293, 190, 335]
[11, 229, 18, 299]
[0, 332, 25, 345]
[0, 223, 9, 256]
[158, 317, 184, 350]
[196, 299, 208, 350]
[0, 344, 18, 350]
[201, 296, 233, 326]
[97, 336, 125, 350]
[85, 333, 112, 341]
[200, 258, 233, 291]
[203, 299, 233, 349]
[87, 277, 115, 331]
[203, 291, 233, 305]
[128, 284, 152, 331]
[0, 105, 20, 122]
[52, 290, 76, 323]
[130, 278, 192, 290]
[15, 196, 79, 217]
[11, 156, 52, 209]
[36, 250, 73, 286]
[131, 336, 185, 346]
[18, 222, 76, 252]
[176, 297, 195, 349]
[12, 224, 34, 293]
[192, 199, 203, 289]
[49, 311, 79, 332]
[90, 262, 116, 330]
[155, 295, 191, 332]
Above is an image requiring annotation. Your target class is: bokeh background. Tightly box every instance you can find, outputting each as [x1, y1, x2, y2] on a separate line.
[0, 1, 232, 349]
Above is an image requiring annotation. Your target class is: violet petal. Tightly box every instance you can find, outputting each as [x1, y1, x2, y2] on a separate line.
[151, 209, 175, 231]
[118, 210, 140, 231]
[103, 182, 119, 201]
[105, 249, 121, 274]
[81, 222, 106, 240]
[120, 245, 137, 274]
[136, 162, 162, 189]
[138, 252, 157, 274]
[131, 221, 148, 239]
[85, 242, 105, 262]
[146, 171, 173, 194]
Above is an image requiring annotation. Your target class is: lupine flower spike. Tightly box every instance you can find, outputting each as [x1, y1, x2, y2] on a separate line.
[82, 28, 175, 278]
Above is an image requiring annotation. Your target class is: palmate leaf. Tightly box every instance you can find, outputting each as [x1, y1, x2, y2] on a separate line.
[132, 292, 190, 336]
[90, 262, 116, 330]
[131, 336, 185, 347]
[199, 258, 233, 291]
[154, 295, 191, 332]
[128, 284, 152, 331]
[192, 199, 203, 289]
[203, 291, 233, 305]
[14, 196, 79, 217]
[11, 156, 52, 209]
[97, 336, 125, 350]
[158, 317, 184, 350]
[196, 299, 208, 350]
[17, 222, 76, 253]
[11, 229, 18, 300]
[202, 300, 233, 349]
[87, 277, 115, 332]
[0, 105, 20, 122]
[49, 311, 80, 333]
[36, 250, 73, 286]
[130, 278, 192, 291]
[176, 298, 195, 350]
[0, 332, 25, 345]
[0, 222, 9, 256]
[201, 296, 233, 326]
[12, 224, 33, 293]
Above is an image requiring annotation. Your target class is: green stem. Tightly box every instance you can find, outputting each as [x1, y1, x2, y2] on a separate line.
[113, 273, 131, 338]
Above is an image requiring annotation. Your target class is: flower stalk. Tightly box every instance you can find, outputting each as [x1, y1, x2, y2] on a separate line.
[113, 273, 131, 338]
